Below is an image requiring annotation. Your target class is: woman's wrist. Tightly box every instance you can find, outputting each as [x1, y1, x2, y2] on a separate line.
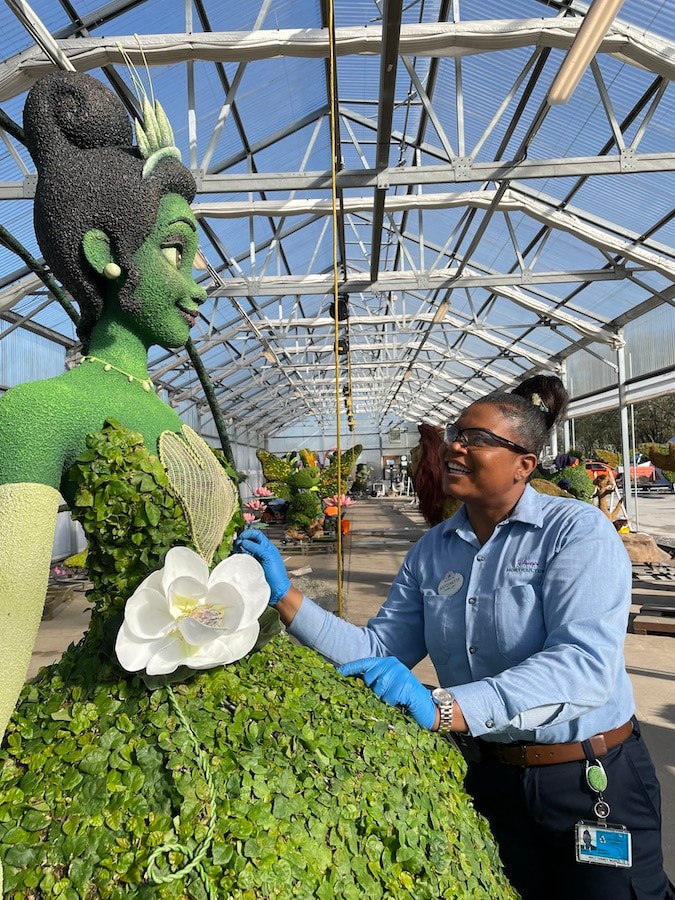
[274, 585, 304, 626]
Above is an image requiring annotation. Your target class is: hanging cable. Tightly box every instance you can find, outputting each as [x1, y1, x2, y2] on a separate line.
[326, 0, 346, 618]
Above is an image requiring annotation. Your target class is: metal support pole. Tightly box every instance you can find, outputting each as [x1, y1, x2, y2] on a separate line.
[616, 340, 635, 529]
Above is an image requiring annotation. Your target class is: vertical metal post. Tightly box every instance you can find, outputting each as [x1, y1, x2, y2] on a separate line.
[616, 339, 635, 529]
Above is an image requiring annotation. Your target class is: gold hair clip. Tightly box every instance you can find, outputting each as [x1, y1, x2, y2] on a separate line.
[531, 392, 549, 413]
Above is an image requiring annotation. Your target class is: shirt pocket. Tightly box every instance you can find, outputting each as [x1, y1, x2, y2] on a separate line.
[494, 584, 545, 666]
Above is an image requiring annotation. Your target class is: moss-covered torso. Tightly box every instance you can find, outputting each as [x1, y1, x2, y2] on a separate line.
[0, 424, 517, 899]
[0, 366, 183, 503]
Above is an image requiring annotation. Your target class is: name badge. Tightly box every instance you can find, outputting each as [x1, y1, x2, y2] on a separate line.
[438, 571, 464, 596]
[575, 821, 632, 868]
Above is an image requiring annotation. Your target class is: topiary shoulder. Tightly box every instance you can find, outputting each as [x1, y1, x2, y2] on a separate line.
[0, 366, 183, 502]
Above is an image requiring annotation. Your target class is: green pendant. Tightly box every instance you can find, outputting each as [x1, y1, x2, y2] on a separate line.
[586, 763, 608, 793]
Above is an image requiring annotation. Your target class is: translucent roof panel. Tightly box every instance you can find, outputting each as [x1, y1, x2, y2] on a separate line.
[0, 0, 674, 436]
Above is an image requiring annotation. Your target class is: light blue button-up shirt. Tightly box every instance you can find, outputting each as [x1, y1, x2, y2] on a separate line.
[288, 485, 635, 742]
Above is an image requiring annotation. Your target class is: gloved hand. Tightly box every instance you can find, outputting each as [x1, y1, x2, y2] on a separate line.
[233, 529, 291, 605]
[338, 656, 436, 730]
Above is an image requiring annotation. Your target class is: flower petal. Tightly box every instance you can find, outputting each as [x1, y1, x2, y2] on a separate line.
[123, 588, 175, 639]
[209, 555, 270, 621]
[115, 621, 166, 672]
[145, 633, 190, 675]
[161, 546, 209, 595]
[203, 582, 248, 630]
[178, 613, 229, 645]
[188, 623, 260, 668]
[133, 567, 165, 595]
[167, 575, 207, 617]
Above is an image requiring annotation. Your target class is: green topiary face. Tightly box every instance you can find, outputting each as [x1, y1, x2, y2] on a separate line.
[96, 193, 206, 351]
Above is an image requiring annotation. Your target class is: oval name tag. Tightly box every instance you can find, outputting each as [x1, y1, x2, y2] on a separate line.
[438, 571, 464, 596]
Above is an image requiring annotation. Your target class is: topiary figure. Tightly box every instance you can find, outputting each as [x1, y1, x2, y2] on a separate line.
[550, 462, 595, 502]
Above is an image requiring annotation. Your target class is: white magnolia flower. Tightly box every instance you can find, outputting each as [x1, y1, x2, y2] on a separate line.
[115, 546, 270, 676]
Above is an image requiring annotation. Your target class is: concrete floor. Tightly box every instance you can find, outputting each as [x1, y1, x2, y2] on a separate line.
[28, 489, 675, 877]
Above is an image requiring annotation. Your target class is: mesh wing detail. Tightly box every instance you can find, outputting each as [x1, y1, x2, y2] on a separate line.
[160, 425, 238, 565]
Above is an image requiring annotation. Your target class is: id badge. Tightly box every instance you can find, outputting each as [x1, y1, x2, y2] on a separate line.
[575, 821, 632, 867]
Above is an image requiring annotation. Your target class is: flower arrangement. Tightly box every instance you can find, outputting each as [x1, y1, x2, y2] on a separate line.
[323, 494, 356, 517]
[243, 497, 268, 529]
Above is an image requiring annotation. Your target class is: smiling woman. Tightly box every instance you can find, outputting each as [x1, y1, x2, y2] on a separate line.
[237, 373, 672, 900]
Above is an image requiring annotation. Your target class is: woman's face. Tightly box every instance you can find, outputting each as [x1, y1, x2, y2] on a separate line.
[118, 193, 207, 349]
[438, 402, 536, 507]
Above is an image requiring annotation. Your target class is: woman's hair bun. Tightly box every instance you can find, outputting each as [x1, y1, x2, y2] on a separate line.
[511, 375, 568, 430]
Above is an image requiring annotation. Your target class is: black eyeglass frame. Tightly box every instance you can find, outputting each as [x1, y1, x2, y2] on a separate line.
[444, 423, 533, 455]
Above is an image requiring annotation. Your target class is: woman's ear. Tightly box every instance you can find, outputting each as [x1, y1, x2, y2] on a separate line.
[82, 229, 117, 277]
[516, 453, 539, 482]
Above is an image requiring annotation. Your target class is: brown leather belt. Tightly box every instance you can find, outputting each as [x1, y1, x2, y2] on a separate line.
[478, 720, 634, 767]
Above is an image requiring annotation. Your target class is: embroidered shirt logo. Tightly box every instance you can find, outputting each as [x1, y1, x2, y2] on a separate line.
[506, 557, 545, 575]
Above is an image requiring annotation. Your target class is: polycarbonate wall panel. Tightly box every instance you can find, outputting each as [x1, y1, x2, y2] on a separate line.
[567, 304, 675, 400]
[625, 305, 675, 380]
[0, 322, 65, 389]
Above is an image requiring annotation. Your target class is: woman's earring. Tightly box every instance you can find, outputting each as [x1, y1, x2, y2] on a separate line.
[103, 262, 121, 280]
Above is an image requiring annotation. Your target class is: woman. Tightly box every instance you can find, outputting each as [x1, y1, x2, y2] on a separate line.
[237, 375, 672, 900]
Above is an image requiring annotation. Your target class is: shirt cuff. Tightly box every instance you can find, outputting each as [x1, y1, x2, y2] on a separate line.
[451, 680, 511, 738]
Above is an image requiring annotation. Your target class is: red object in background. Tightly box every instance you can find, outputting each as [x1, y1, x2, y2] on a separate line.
[629, 463, 657, 481]
[585, 460, 617, 481]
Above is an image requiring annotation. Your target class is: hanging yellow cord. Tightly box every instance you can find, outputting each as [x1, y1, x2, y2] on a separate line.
[327, 0, 345, 618]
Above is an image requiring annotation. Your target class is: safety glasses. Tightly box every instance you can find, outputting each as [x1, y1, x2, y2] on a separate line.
[444, 423, 532, 455]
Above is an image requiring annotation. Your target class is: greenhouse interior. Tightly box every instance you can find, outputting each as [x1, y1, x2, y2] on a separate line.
[0, 0, 674, 897]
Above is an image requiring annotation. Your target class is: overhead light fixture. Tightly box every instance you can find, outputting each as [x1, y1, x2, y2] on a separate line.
[547, 0, 625, 106]
[432, 299, 450, 324]
[193, 248, 210, 271]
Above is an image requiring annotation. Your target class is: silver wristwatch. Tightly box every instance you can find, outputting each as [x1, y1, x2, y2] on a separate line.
[432, 687, 454, 734]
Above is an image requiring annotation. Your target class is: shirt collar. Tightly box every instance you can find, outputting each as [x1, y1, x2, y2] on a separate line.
[441, 483, 544, 539]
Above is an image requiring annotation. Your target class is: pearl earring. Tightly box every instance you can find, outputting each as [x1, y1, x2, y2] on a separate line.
[103, 262, 121, 280]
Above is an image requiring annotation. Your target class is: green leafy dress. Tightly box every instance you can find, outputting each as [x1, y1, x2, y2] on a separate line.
[0, 422, 517, 900]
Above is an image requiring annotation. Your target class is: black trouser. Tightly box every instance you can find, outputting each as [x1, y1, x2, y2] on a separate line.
[464, 722, 672, 900]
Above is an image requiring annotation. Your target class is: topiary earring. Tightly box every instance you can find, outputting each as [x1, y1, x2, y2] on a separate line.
[103, 262, 121, 280]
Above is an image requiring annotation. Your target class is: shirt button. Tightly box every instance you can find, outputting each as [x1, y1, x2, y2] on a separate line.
[469, 645, 476, 653]
[485, 719, 495, 728]
[468, 597, 476, 605]
[476, 555, 485, 561]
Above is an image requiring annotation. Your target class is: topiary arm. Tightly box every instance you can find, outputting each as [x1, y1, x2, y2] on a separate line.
[0, 482, 61, 746]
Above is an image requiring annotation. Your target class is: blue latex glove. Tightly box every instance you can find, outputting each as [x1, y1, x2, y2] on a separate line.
[233, 528, 291, 605]
[338, 657, 436, 730]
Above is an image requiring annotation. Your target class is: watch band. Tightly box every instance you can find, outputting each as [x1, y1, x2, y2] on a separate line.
[432, 688, 454, 734]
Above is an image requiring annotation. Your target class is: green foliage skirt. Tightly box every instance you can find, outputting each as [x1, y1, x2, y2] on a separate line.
[0, 633, 517, 899]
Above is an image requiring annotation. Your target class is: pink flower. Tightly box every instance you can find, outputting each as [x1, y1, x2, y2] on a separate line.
[245, 499, 266, 511]
[324, 494, 355, 508]
[253, 486, 273, 497]
[243, 512, 257, 525]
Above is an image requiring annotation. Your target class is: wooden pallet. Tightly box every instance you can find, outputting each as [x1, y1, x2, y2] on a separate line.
[633, 605, 675, 636]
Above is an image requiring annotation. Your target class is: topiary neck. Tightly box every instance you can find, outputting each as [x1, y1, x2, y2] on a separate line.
[86, 313, 151, 381]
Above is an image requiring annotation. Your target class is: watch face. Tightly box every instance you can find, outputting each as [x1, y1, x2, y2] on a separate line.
[433, 688, 454, 705]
